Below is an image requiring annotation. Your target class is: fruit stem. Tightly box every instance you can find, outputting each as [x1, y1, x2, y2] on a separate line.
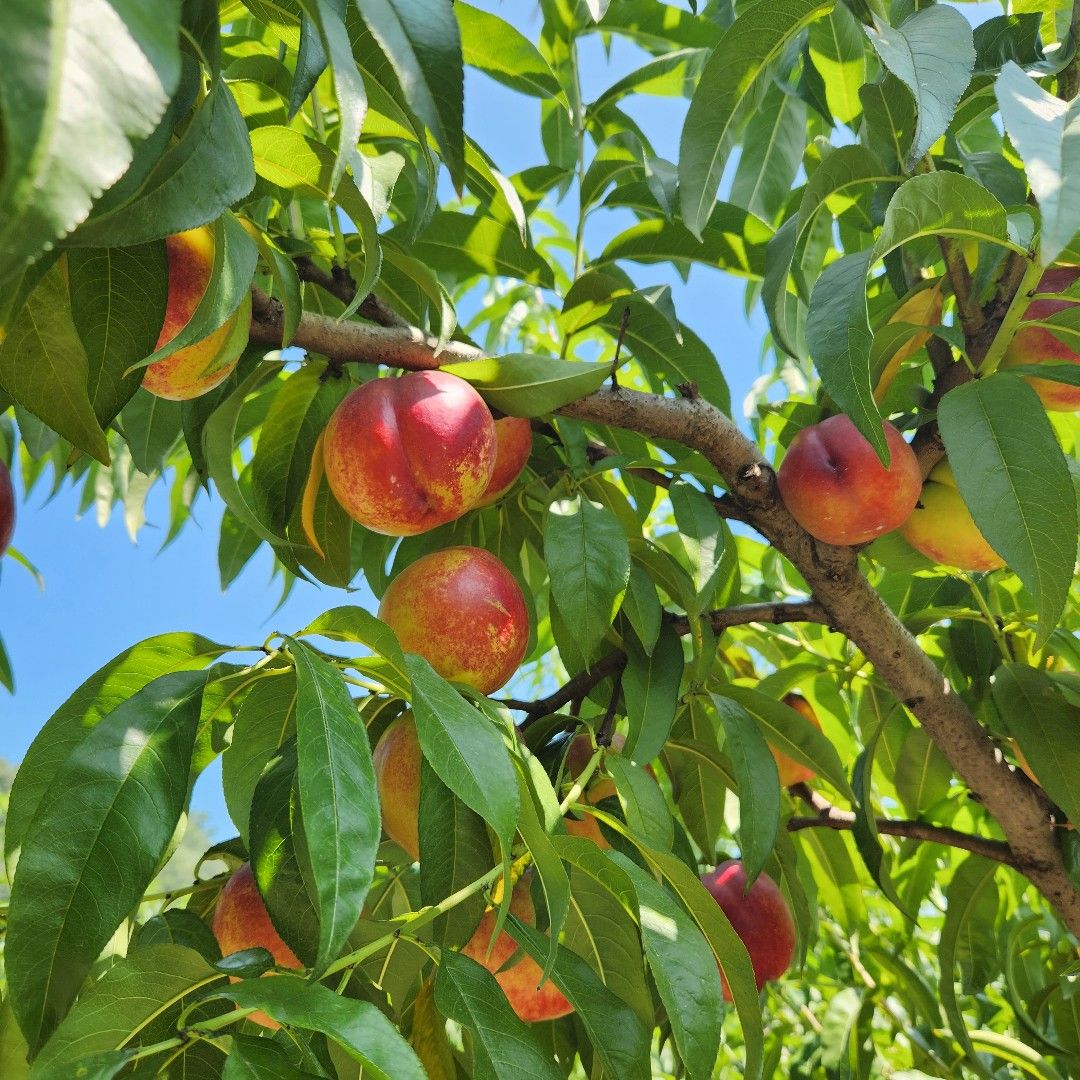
[320, 863, 506, 981]
[559, 748, 603, 815]
[962, 575, 1013, 662]
[977, 256, 1044, 377]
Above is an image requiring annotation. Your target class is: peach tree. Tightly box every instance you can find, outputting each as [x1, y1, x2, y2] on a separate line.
[1, 0, 1079, 1077]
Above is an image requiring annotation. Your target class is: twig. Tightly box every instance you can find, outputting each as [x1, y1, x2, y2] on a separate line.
[938, 237, 985, 338]
[596, 672, 623, 747]
[788, 784, 1022, 869]
[585, 441, 753, 525]
[294, 256, 409, 328]
[499, 601, 830, 717]
[1060, 0, 1080, 101]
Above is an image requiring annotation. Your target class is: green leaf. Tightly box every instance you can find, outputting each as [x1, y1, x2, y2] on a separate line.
[0, 265, 109, 464]
[597, 203, 772, 278]
[223, 1034, 324, 1080]
[69, 78, 254, 247]
[505, 917, 652, 1080]
[864, 6, 975, 169]
[7, 670, 207, 1053]
[296, 0, 367, 194]
[805, 250, 881, 456]
[609, 853, 723, 1080]
[301, 606, 408, 688]
[0, 0, 181, 282]
[32, 1049, 134, 1080]
[405, 654, 519, 850]
[434, 952, 564, 1080]
[118, 391, 182, 474]
[729, 85, 808, 222]
[30, 945, 220, 1075]
[721, 683, 853, 800]
[939, 374, 1076, 646]
[992, 664, 1080, 827]
[670, 481, 728, 611]
[391, 211, 554, 287]
[418, 760, 493, 947]
[808, 5, 866, 125]
[251, 367, 349, 533]
[622, 623, 683, 765]
[457, 3, 563, 102]
[995, 61, 1080, 266]
[218, 505, 261, 589]
[131, 909, 222, 963]
[355, 0, 465, 191]
[875, 172, 1013, 256]
[211, 978, 427, 1080]
[939, 856, 999, 1078]
[893, 726, 952, 818]
[222, 672, 297, 845]
[605, 754, 674, 852]
[713, 695, 780, 883]
[204, 359, 294, 545]
[289, 639, 380, 971]
[678, 0, 834, 238]
[249, 740, 320, 966]
[641, 847, 764, 1080]
[974, 15, 1045, 74]
[4, 634, 222, 871]
[621, 564, 662, 655]
[443, 354, 610, 417]
[68, 242, 170, 428]
[543, 495, 631, 664]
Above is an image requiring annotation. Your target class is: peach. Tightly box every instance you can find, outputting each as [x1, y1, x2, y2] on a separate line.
[700, 860, 795, 1000]
[776, 414, 921, 546]
[323, 371, 496, 536]
[899, 460, 1004, 571]
[143, 227, 245, 401]
[211, 862, 303, 1028]
[0, 460, 13, 556]
[460, 872, 574, 1023]
[770, 694, 821, 788]
[372, 712, 422, 860]
[1001, 266, 1080, 410]
[378, 546, 529, 694]
[473, 416, 532, 507]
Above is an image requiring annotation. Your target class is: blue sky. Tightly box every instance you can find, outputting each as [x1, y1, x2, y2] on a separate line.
[1, 11, 832, 836]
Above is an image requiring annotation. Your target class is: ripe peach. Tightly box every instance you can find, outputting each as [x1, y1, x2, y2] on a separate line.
[211, 862, 303, 1028]
[776, 414, 921, 546]
[770, 694, 821, 788]
[1001, 266, 1080, 410]
[372, 712, 422, 860]
[473, 416, 532, 507]
[460, 872, 574, 1023]
[899, 460, 1004, 571]
[378, 546, 529, 694]
[0, 460, 13, 556]
[700, 860, 795, 1000]
[323, 371, 496, 536]
[142, 227, 245, 401]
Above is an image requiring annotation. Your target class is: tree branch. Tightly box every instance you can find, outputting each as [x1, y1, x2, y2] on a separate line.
[244, 290, 1080, 936]
[787, 783, 1020, 868]
[499, 601, 829, 717]
[293, 256, 409, 328]
[938, 237, 986, 338]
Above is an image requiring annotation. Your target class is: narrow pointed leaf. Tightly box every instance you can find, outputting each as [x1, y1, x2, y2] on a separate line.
[7, 670, 207, 1053]
[289, 638, 380, 970]
[939, 374, 1076, 646]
